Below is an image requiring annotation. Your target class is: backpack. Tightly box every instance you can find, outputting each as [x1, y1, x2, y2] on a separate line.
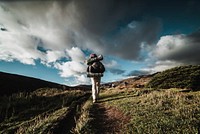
[87, 61, 105, 73]
[86, 54, 103, 65]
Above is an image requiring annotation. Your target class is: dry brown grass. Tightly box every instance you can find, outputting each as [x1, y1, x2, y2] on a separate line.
[99, 88, 200, 133]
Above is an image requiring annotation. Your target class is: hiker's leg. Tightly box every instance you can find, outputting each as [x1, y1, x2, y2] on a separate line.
[96, 77, 101, 98]
[91, 77, 97, 102]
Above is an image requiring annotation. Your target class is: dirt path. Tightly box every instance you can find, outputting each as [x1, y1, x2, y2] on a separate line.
[89, 103, 130, 134]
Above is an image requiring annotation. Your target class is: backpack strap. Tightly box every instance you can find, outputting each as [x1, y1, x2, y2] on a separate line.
[89, 65, 92, 73]
[87, 72, 103, 77]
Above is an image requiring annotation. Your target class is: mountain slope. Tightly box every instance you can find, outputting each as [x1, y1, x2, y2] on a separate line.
[0, 71, 68, 95]
[146, 65, 200, 90]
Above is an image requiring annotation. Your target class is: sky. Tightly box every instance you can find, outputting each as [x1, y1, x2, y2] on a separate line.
[0, 0, 200, 86]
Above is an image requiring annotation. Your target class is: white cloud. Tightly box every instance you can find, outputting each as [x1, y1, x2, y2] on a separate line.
[54, 60, 89, 86]
[46, 50, 65, 63]
[153, 31, 200, 64]
[0, 31, 43, 65]
[153, 34, 187, 60]
[137, 31, 200, 75]
[63, 74, 90, 86]
[53, 47, 89, 85]
[3, 1, 194, 85]
[66, 47, 86, 62]
[75, 74, 90, 85]
[142, 60, 183, 74]
[55, 61, 86, 77]
[0, 1, 162, 62]
[104, 60, 118, 68]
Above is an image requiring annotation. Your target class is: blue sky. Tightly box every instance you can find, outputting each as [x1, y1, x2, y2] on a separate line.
[0, 0, 200, 86]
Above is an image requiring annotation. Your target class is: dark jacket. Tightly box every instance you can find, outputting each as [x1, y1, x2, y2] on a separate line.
[86, 55, 105, 77]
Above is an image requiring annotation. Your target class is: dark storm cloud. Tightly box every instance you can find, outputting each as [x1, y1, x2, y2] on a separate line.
[175, 30, 200, 64]
[109, 68, 125, 75]
[127, 70, 150, 76]
[1, 0, 200, 85]
[74, 0, 161, 60]
[106, 18, 161, 60]
[75, 0, 144, 35]
[0, 0, 162, 61]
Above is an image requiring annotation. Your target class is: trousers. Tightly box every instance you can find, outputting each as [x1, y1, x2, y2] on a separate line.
[91, 77, 101, 101]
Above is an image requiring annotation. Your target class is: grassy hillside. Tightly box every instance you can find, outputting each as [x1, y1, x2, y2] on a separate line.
[0, 88, 90, 133]
[1, 66, 200, 133]
[91, 88, 200, 133]
[0, 72, 91, 133]
[0, 72, 68, 95]
[2, 87, 199, 134]
[146, 65, 200, 90]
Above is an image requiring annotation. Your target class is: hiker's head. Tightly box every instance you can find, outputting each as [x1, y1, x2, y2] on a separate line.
[90, 53, 97, 58]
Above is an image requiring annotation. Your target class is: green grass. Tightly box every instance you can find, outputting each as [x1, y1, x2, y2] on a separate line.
[0, 88, 88, 134]
[99, 88, 200, 134]
[1, 86, 200, 133]
[146, 65, 200, 90]
[72, 98, 94, 134]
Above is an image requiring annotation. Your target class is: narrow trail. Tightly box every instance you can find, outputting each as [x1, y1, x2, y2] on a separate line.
[49, 93, 130, 134]
[89, 103, 130, 134]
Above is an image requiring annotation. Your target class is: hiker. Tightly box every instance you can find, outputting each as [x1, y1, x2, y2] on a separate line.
[86, 53, 105, 103]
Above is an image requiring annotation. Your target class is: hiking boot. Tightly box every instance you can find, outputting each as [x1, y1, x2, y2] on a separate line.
[93, 99, 97, 103]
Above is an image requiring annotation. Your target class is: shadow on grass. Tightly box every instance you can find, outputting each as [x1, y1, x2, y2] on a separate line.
[0, 95, 69, 122]
[88, 103, 109, 133]
[0, 91, 89, 133]
[98, 93, 136, 103]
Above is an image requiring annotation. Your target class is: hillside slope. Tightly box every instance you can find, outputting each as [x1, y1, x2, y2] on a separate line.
[146, 65, 200, 90]
[102, 74, 155, 90]
[0, 72, 68, 95]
